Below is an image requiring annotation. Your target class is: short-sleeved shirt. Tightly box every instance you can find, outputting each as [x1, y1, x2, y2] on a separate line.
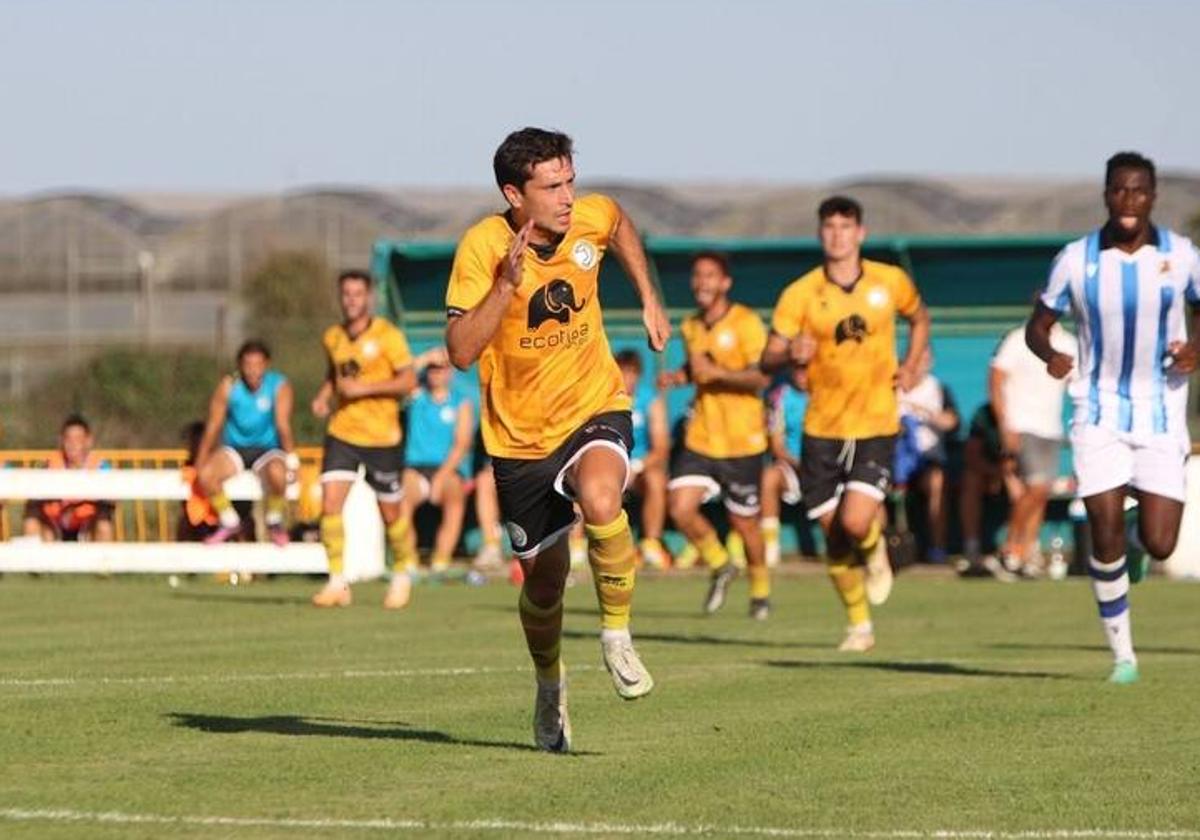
[405, 387, 472, 477]
[680, 303, 768, 459]
[1039, 226, 1200, 438]
[322, 317, 413, 447]
[990, 324, 1077, 441]
[446, 194, 629, 459]
[771, 260, 922, 440]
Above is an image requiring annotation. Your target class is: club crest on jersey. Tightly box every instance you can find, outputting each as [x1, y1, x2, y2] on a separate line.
[571, 240, 598, 270]
[867, 287, 889, 308]
[834, 313, 869, 344]
[1086, 262, 1099, 279]
[256, 396, 271, 412]
[1160, 260, 1171, 274]
[527, 278, 586, 330]
[716, 330, 735, 350]
[362, 340, 379, 359]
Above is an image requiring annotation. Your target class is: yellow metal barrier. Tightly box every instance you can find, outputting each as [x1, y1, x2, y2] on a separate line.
[0, 446, 324, 542]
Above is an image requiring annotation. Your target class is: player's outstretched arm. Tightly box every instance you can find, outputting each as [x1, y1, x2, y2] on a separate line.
[194, 377, 232, 472]
[446, 221, 531, 370]
[1025, 302, 1074, 379]
[609, 205, 670, 351]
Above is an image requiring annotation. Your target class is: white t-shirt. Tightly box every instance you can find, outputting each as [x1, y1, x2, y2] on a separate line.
[990, 324, 1078, 440]
[899, 374, 954, 459]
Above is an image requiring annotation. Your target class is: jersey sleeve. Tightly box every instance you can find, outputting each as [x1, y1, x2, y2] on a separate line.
[741, 310, 769, 363]
[1187, 244, 1200, 304]
[1040, 247, 1074, 313]
[770, 282, 806, 338]
[446, 229, 496, 318]
[891, 269, 922, 317]
[587, 194, 621, 246]
[384, 325, 413, 370]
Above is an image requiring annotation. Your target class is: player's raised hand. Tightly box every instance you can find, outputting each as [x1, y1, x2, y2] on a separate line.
[500, 219, 533, 291]
[643, 296, 671, 352]
[1046, 351, 1074, 380]
[1167, 340, 1199, 374]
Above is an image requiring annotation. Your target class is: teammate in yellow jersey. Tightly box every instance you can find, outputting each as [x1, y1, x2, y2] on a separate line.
[761, 196, 930, 652]
[446, 127, 671, 753]
[310, 269, 418, 610]
[661, 252, 772, 619]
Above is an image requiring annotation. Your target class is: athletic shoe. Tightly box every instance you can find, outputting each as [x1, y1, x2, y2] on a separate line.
[601, 633, 654, 700]
[311, 581, 352, 608]
[639, 538, 671, 570]
[864, 539, 893, 605]
[1108, 660, 1139, 685]
[203, 524, 241, 545]
[533, 672, 571, 753]
[382, 574, 412, 610]
[749, 597, 770, 621]
[472, 544, 504, 571]
[267, 524, 289, 547]
[674, 543, 700, 570]
[981, 555, 1019, 583]
[837, 625, 876, 653]
[703, 562, 738, 614]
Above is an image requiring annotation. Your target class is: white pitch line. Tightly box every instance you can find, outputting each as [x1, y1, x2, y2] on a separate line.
[0, 664, 575, 689]
[0, 808, 1197, 838]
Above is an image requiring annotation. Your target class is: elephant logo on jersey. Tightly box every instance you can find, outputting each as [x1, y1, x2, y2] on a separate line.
[527, 279, 586, 330]
[834, 313, 869, 344]
[337, 359, 361, 378]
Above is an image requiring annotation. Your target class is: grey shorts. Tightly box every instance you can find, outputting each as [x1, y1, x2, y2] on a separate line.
[1017, 434, 1062, 486]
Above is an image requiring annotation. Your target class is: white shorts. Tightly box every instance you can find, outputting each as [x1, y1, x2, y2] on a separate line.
[1070, 422, 1189, 502]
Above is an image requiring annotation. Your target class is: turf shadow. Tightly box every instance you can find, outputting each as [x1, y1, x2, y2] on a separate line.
[764, 659, 1072, 680]
[165, 712, 596, 754]
[987, 642, 1200, 657]
[562, 629, 827, 650]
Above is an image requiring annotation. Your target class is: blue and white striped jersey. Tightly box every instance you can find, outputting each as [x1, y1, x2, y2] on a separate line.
[1040, 226, 1200, 438]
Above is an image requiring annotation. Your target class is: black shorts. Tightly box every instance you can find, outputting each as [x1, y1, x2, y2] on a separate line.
[223, 445, 284, 473]
[491, 411, 632, 559]
[668, 448, 764, 516]
[321, 434, 404, 501]
[800, 434, 896, 520]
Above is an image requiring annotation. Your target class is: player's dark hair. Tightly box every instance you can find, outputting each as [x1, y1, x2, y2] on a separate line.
[61, 413, 90, 434]
[1105, 151, 1156, 189]
[494, 128, 574, 192]
[691, 250, 731, 276]
[337, 269, 373, 289]
[237, 339, 271, 361]
[818, 195, 864, 223]
[615, 349, 643, 373]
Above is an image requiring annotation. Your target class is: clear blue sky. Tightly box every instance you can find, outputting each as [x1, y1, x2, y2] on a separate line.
[3, 0, 1197, 193]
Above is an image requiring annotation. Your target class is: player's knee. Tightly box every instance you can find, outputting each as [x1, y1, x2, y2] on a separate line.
[838, 511, 873, 543]
[1140, 526, 1178, 561]
[577, 487, 623, 526]
[668, 492, 696, 527]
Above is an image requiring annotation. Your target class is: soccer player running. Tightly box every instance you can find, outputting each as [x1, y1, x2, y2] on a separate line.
[445, 127, 670, 752]
[663, 252, 772, 619]
[761, 196, 930, 652]
[1026, 152, 1199, 684]
[310, 270, 419, 610]
[196, 339, 296, 546]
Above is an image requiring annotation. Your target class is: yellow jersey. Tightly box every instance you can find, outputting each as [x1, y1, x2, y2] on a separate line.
[770, 260, 921, 440]
[322, 317, 413, 447]
[446, 193, 630, 459]
[680, 303, 768, 459]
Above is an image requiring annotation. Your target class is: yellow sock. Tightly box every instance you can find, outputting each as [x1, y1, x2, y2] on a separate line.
[431, 554, 451, 573]
[519, 589, 563, 682]
[761, 516, 780, 546]
[748, 563, 771, 599]
[584, 510, 636, 631]
[211, 490, 239, 528]
[827, 554, 870, 626]
[697, 531, 728, 570]
[264, 494, 286, 527]
[386, 517, 418, 573]
[726, 530, 746, 567]
[320, 514, 344, 576]
[858, 519, 882, 555]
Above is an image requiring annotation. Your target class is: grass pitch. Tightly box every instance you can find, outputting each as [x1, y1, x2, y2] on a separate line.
[1, 568, 1198, 838]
